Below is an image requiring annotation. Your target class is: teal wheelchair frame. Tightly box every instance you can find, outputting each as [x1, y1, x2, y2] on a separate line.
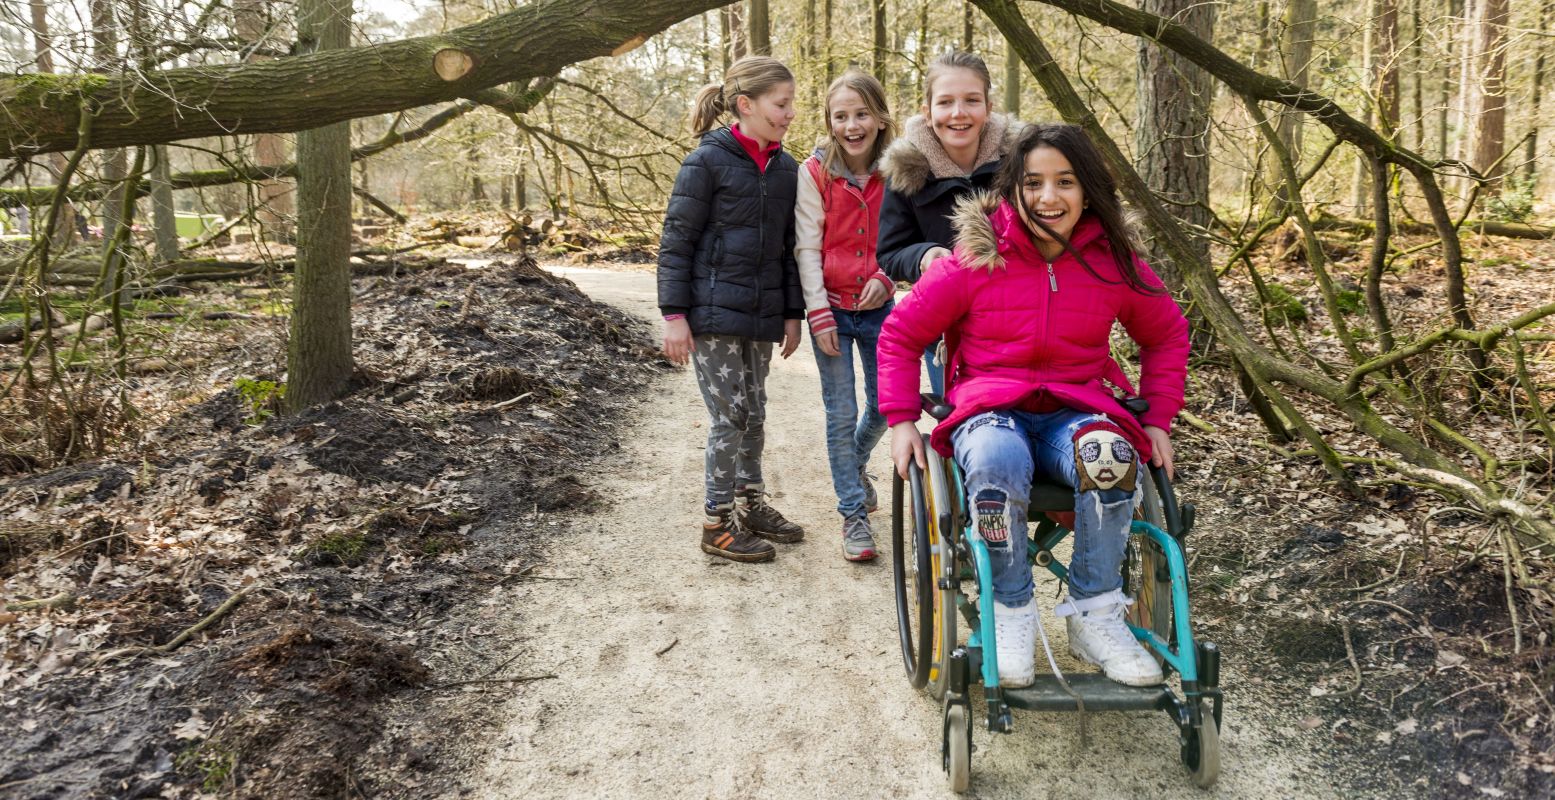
[890, 394, 1223, 793]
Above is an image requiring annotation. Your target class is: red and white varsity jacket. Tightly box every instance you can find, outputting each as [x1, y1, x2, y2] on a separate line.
[794, 154, 895, 336]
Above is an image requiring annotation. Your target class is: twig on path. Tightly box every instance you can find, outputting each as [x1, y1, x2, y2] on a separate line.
[1333, 620, 1364, 699]
[655, 638, 678, 657]
[491, 391, 533, 410]
[428, 674, 557, 690]
[1350, 549, 1407, 593]
[92, 586, 252, 666]
[5, 591, 76, 612]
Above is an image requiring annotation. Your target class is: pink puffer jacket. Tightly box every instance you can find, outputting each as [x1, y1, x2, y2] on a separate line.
[877, 193, 1189, 460]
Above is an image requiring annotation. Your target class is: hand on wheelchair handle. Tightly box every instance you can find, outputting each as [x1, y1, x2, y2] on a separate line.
[1144, 424, 1175, 481]
[890, 421, 927, 479]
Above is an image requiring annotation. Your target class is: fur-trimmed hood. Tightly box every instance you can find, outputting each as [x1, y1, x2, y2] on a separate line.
[879, 112, 1022, 196]
[947, 191, 1108, 272]
[948, 192, 1007, 271]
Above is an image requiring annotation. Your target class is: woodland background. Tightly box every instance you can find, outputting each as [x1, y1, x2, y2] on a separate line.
[1, 0, 1553, 796]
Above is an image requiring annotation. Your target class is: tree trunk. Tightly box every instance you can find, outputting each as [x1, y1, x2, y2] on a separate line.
[1376, 0, 1401, 134]
[1134, 0, 1215, 288]
[873, 0, 888, 83]
[1439, 0, 1456, 160]
[28, 0, 75, 249]
[824, 0, 835, 84]
[723, 3, 747, 65]
[287, 0, 355, 412]
[1455, 0, 1475, 163]
[91, 0, 129, 247]
[802, 0, 816, 102]
[1005, 32, 1021, 116]
[749, 0, 770, 56]
[235, 0, 294, 237]
[965, 2, 976, 51]
[1410, 0, 1425, 153]
[148, 146, 180, 264]
[1472, 0, 1510, 184]
[1353, 13, 1375, 214]
[1525, 0, 1550, 182]
[0, 0, 729, 157]
[469, 144, 486, 203]
[1276, 0, 1318, 167]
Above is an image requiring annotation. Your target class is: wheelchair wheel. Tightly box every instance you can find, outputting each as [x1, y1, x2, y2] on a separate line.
[1182, 706, 1220, 788]
[892, 436, 955, 698]
[942, 701, 971, 793]
[1125, 468, 1175, 665]
[919, 439, 957, 700]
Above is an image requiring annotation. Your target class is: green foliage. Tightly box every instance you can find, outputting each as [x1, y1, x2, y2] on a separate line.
[1261, 282, 1308, 323]
[1335, 289, 1363, 315]
[233, 378, 285, 425]
[1484, 174, 1537, 224]
[175, 743, 235, 793]
[306, 531, 369, 565]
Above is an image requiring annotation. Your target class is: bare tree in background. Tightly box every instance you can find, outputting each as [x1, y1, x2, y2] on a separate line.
[1134, 0, 1215, 286]
[287, 0, 355, 411]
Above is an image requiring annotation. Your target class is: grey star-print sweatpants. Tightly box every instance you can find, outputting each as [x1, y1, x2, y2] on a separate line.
[691, 333, 772, 507]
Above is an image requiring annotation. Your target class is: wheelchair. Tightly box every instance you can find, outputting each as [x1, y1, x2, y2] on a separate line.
[890, 393, 1223, 793]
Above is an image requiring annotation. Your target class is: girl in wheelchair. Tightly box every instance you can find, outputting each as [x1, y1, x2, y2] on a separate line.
[877, 123, 1190, 689]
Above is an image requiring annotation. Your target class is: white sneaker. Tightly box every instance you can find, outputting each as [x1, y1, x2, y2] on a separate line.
[1056, 590, 1164, 687]
[992, 600, 1038, 688]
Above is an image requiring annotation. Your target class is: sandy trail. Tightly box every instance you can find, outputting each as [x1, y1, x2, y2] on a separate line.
[462, 266, 1332, 799]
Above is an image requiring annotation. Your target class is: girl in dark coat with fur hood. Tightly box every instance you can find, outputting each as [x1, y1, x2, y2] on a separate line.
[876, 51, 1022, 393]
[657, 56, 807, 564]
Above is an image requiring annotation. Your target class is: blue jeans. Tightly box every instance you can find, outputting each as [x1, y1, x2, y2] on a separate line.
[813, 303, 892, 518]
[951, 409, 1142, 608]
[924, 341, 944, 396]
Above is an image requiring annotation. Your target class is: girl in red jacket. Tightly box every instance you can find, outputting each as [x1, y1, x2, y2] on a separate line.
[877, 123, 1190, 689]
[795, 70, 897, 562]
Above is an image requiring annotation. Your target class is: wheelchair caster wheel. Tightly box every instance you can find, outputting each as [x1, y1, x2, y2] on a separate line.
[1182, 708, 1220, 788]
[942, 702, 971, 793]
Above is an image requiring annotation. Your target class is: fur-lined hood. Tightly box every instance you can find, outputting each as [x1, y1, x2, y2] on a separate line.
[879, 112, 1023, 196]
[947, 190, 1109, 273]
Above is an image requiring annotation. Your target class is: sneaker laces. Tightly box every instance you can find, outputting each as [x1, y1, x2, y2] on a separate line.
[843, 515, 872, 542]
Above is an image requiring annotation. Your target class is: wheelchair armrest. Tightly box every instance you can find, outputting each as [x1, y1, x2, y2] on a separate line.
[920, 393, 954, 421]
[1121, 396, 1150, 418]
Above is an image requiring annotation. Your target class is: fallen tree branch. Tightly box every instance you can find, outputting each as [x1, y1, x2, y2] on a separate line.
[92, 585, 253, 665]
[0, 0, 717, 156]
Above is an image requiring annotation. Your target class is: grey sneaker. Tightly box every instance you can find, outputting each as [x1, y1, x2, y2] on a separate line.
[859, 465, 879, 513]
[842, 514, 877, 562]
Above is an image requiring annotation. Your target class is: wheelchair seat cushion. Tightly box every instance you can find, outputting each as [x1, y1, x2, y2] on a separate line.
[1028, 480, 1074, 513]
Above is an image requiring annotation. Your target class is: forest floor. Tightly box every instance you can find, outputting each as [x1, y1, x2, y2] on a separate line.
[0, 215, 1550, 798]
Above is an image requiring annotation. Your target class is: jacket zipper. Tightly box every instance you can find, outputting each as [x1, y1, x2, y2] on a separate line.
[1047, 260, 1058, 292]
[710, 223, 720, 292]
[756, 153, 771, 339]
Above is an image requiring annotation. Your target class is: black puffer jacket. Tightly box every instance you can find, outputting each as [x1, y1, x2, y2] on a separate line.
[658, 127, 803, 343]
[876, 113, 1022, 283]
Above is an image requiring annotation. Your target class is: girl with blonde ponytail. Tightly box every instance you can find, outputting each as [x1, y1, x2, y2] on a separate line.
[658, 56, 806, 563]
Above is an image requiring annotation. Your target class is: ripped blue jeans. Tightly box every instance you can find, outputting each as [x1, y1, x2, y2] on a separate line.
[950, 408, 1143, 608]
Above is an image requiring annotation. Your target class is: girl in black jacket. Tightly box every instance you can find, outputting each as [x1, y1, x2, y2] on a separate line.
[658, 56, 806, 564]
[876, 51, 1022, 393]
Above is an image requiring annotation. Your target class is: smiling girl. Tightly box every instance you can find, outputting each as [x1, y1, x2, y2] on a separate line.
[876, 124, 1190, 689]
[876, 51, 1022, 393]
[794, 70, 897, 561]
[658, 56, 806, 563]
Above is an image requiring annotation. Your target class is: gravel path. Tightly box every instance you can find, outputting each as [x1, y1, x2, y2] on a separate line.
[461, 266, 1336, 799]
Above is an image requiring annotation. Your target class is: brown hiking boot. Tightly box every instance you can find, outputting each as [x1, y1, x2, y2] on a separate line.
[700, 506, 775, 563]
[735, 484, 805, 543]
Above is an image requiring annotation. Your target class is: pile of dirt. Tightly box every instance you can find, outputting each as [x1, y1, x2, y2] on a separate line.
[0, 255, 664, 798]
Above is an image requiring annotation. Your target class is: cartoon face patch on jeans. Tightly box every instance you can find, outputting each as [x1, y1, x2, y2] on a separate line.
[1073, 423, 1138, 493]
